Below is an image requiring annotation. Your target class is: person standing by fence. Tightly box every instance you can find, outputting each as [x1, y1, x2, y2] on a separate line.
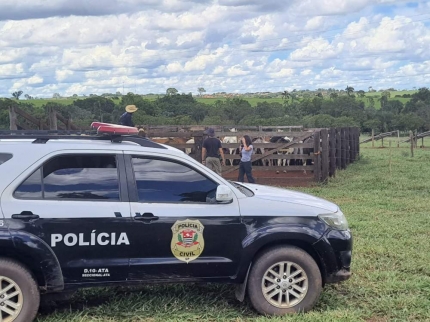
[202, 128, 225, 175]
[238, 135, 255, 183]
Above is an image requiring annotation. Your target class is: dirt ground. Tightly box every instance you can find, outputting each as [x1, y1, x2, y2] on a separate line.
[222, 169, 314, 187]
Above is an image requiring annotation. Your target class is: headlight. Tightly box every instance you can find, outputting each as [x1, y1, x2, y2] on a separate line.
[318, 210, 349, 230]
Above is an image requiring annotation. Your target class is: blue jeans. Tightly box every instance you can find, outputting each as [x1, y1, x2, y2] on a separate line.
[238, 161, 255, 183]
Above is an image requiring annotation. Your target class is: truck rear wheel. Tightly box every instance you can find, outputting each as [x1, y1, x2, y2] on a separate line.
[247, 246, 322, 315]
[0, 258, 40, 322]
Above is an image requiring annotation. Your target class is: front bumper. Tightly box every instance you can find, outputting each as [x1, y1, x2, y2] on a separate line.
[313, 229, 353, 284]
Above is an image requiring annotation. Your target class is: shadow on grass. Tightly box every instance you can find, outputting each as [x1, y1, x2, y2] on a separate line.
[38, 282, 351, 320]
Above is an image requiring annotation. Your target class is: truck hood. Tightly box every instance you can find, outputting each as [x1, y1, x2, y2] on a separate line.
[238, 183, 339, 213]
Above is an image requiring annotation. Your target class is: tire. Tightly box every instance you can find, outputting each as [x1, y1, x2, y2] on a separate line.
[247, 245, 322, 315]
[0, 258, 40, 322]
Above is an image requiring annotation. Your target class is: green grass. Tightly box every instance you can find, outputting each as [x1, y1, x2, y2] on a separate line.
[365, 90, 417, 97]
[25, 98, 76, 107]
[196, 97, 285, 106]
[11, 90, 417, 109]
[23, 98, 121, 107]
[36, 137, 430, 321]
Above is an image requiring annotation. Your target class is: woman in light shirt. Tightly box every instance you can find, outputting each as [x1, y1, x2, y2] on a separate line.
[238, 135, 255, 183]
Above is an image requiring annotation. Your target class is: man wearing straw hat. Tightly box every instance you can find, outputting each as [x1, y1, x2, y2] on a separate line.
[119, 105, 138, 127]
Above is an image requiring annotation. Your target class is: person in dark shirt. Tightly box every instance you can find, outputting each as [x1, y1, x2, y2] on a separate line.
[119, 105, 138, 127]
[202, 128, 225, 175]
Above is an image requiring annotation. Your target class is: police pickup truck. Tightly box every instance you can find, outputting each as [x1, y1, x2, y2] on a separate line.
[0, 124, 352, 322]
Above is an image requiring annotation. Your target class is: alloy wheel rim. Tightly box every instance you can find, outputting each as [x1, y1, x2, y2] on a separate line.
[0, 276, 23, 322]
[261, 261, 308, 308]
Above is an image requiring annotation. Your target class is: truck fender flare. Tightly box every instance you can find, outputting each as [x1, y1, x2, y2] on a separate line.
[9, 230, 64, 292]
[242, 224, 323, 254]
[235, 224, 325, 283]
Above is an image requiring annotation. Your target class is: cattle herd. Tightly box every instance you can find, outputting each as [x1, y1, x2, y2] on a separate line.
[150, 128, 314, 171]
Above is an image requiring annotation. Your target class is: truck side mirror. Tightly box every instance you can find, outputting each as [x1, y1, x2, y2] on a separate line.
[216, 185, 234, 204]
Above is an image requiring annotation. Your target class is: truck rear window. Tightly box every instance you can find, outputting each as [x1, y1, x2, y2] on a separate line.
[0, 154, 12, 166]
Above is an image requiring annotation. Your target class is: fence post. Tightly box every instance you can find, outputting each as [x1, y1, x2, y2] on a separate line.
[9, 106, 18, 130]
[194, 131, 204, 163]
[345, 127, 350, 166]
[355, 127, 360, 160]
[350, 128, 355, 162]
[372, 129, 374, 148]
[357, 128, 360, 159]
[321, 129, 329, 183]
[415, 130, 418, 148]
[329, 128, 336, 177]
[354, 127, 358, 161]
[397, 130, 400, 148]
[313, 130, 321, 182]
[336, 128, 341, 169]
[341, 128, 346, 169]
[48, 106, 58, 130]
[410, 131, 414, 157]
[349, 127, 354, 162]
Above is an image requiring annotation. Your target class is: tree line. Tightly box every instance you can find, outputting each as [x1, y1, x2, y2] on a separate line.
[1, 88, 429, 133]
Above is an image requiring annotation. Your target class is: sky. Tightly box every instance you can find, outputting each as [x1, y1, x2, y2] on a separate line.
[1, 0, 430, 98]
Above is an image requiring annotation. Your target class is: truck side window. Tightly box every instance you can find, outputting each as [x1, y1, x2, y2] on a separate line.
[14, 154, 120, 201]
[0, 153, 12, 166]
[132, 157, 218, 203]
[14, 169, 43, 199]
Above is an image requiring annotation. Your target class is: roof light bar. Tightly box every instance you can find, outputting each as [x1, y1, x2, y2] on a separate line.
[91, 122, 139, 135]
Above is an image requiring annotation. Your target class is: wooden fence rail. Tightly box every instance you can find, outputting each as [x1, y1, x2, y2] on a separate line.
[5, 112, 360, 183]
[163, 126, 360, 183]
[314, 127, 360, 183]
[8, 106, 77, 131]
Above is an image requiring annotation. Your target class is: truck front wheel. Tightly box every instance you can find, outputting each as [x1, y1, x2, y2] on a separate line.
[247, 245, 322, 315]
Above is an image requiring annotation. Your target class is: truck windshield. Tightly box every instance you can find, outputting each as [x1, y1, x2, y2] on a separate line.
[0, 154, 12, 166]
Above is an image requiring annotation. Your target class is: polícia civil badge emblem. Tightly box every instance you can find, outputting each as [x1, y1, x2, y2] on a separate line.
[171, 219, 205, 263]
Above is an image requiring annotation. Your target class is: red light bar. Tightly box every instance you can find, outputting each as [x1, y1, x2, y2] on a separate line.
[91, 122, 139, 135]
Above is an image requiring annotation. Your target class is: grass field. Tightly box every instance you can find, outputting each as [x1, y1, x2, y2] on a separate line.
[11, 90, 417, 109]
[195, 97, 286, 106]
[25, 98, 75, 107]
[36, 137, 430, 321]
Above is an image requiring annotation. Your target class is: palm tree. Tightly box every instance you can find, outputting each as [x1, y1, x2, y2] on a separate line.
[345, 86, 354, 97]
[368, 86, 373, 92]
[281, 90, 290, 102]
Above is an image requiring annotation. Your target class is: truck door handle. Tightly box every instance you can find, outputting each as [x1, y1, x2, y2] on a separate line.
[134, 212, 159, 222]
[12, 211, 40, 220]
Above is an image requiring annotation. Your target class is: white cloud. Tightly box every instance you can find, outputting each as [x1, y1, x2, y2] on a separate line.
[227, 65, 249, 76]
[1, 0, 430, 96]
[27, 75, 44, 84]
